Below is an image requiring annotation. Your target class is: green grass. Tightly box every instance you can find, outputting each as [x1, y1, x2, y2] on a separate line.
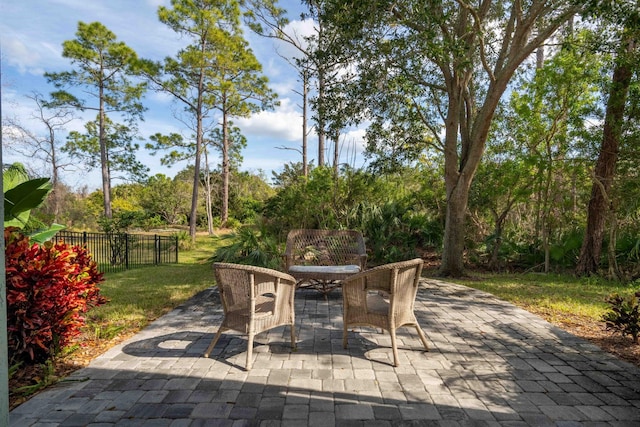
[448, 272, 639, 322]
[84, 234, 228, 340]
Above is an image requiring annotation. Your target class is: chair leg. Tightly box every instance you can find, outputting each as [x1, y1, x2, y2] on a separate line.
[204, 327, 225, 358]
[343, 320, 349, 349]
[246, 333, 254, 371]
[390, 328, 399, 367]
[415, 324, 430, 351]
[290, 324, 297, 350]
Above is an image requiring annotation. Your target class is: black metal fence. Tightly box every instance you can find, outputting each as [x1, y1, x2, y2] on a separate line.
[56, 231, 179, 273]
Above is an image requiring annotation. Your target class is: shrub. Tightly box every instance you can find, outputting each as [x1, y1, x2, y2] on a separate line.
[5, 228, 108, 364]
[212, 222, 281, 269]
[172, 230, 194, 251]
[602, 291, 640, 344]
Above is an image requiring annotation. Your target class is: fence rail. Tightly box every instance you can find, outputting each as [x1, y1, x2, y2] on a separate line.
[56, 231, 179, 273]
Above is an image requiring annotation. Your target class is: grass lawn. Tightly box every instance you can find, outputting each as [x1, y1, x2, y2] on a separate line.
[83, 233, 233, 342]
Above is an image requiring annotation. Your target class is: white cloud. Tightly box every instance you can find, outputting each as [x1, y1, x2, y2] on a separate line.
[3, 39, 43, 75]
[235, 97, 303, 142]
[341, 128, 367, 152]
[279, 19, 317, 57]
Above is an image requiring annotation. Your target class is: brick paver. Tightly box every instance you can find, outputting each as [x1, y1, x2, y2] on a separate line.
[9, 279, 640, 426]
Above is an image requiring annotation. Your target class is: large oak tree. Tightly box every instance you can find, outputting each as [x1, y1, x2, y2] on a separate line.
[576, 0, 639, 277]
[314, 0, 581, 276]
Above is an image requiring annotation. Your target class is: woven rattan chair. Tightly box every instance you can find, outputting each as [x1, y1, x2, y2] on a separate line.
[284, 229, 367, 295]
[341, 258, 429, 367]
[204, 262, 297, 370]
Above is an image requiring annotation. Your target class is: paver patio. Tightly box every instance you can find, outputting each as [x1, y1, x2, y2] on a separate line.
[10, 278, 640, 426]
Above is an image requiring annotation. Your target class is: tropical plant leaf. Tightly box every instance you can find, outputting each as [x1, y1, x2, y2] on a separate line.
[4, 178, 52, 224]
[30, 224, 67, 244]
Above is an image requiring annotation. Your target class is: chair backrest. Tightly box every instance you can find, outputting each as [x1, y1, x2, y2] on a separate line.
[213, 262, 296, 313]
[387, 259, 424, 319]
[342, 258, 424, 322]
[284, 229, 367, 268]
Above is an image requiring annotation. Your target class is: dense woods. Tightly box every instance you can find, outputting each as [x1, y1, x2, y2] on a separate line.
[4, 0, 640, 280]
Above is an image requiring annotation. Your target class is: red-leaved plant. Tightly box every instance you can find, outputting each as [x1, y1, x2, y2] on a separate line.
[5, 227, 108, 364]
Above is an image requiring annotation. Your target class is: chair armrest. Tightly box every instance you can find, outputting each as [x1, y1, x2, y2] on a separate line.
[342, 258, 423, 289]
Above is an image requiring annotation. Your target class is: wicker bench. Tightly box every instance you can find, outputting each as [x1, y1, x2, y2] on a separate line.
[283, 229, 367, 295]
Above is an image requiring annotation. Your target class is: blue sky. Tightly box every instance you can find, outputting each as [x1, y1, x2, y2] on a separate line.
[1, 0, 366, 190]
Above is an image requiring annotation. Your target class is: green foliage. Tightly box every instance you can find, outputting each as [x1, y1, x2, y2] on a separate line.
[45, 21, 146, 122]
[4, 178, 52, 229]
[617, 233, 640, 266]
[3, 163, 66, 243]
[264, 166, 371, 232]
[172, 230, 194, 251]
[549, 229, 585, 267]
[347, 201, 433, 264]
[262, 164, 444, 265]
[139, 174, 191, 225]
[65, 116, 149, 182]
[97, 211, 141, 234]
[603, 291, 640, 343]
[228, 170, 275, 221]
[211, 222, 281, 269]
[45, 21, 147, 217]
[225, 217, 242, 229]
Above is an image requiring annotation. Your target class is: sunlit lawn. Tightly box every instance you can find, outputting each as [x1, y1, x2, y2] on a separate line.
[84, 233, 233, 340]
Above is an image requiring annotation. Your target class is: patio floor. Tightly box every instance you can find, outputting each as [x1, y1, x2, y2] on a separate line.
[10, 278, 640, 426]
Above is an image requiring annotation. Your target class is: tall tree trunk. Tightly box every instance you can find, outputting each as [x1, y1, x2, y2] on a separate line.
[333, 132, 339, 176]
[440, 75, 506, 276]
[189, 94, 204, 242]
[440, 78, 465, 276]
[189, 41, 208, 242]
[302, 69, 309, 177]
[99, 84, 112, 219]
[204, 147, 214, 235]
[221, 107, 230, 227]
[317, 68, 326, 167]
[442, 182, 470, 277]
[576, 37, 633, 276]
[190, 127, 202, 242]
[48, 124, 60, 222]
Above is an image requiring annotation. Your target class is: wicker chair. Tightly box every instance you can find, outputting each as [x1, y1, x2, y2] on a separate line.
[341, 258, 429, 367]
[204, 262, 297, 370]
[284, 229, 367, 295]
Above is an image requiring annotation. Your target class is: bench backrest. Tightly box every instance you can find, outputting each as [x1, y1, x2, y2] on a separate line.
[284, 229, 367, 268]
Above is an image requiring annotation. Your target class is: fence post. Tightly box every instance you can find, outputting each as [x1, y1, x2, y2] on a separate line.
[154, 235, 160, 265]
[125, 233, 129, 270]
[174, 235, 178, 263]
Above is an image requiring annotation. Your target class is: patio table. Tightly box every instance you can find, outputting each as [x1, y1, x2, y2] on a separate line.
[288, 264, 361, 295]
